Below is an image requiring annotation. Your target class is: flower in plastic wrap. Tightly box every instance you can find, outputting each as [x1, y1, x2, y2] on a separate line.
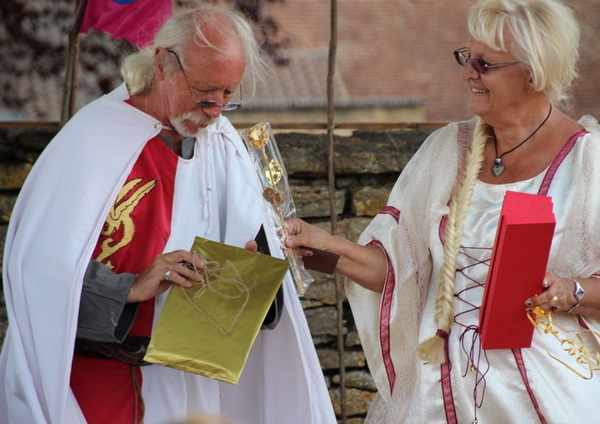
[241, 122, 314, 295]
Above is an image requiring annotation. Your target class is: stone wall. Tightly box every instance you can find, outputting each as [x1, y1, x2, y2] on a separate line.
[0, 122, 438, 423]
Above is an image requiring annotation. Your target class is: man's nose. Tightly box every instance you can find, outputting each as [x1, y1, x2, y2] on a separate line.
[201, 103, 222, 118]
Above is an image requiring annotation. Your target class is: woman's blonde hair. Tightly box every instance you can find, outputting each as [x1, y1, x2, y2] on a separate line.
[120, 5, 264, 95]
[416, 119, 488, 363]
[468, 0, 580, 108]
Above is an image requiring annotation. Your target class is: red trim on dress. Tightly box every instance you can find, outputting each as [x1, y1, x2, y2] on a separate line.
[440, 331, 458, 424]
[379, 206, 401, 223]
[512, 349, 548, 424]
[439, 215, 448, 246]
[367, 239, 397, 393]
[538, 130, 587, 196]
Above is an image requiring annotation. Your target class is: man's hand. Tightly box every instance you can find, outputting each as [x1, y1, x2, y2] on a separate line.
[127, 250, 206, 303]
[244, 240, 258, 252]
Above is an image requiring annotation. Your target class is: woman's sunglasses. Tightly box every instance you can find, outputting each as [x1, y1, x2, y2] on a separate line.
[453, 47, 520, 74]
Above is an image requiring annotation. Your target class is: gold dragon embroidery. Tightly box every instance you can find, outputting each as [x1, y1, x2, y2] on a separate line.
[96, 178, 157, 269]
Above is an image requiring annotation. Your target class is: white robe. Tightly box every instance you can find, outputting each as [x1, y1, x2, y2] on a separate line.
[0, 83, 336, 424]
[348, 116, 600, 423]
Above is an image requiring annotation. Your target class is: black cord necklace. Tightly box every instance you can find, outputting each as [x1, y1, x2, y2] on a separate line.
[491, 104, 553, 177]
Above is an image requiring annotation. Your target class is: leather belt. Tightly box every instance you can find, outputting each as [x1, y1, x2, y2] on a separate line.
[74, 335, 151, 366]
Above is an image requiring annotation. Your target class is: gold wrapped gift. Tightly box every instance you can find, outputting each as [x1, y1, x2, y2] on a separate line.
[144, 237, 289, 384]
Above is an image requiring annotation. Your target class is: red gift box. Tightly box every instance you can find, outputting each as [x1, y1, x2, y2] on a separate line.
[479, 190, 555, 349]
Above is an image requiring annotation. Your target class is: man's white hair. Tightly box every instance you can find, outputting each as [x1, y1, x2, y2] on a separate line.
[120, 5, 264, 95]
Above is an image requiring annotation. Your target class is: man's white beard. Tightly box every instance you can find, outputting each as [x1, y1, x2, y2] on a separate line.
[172, 112, 217, 138]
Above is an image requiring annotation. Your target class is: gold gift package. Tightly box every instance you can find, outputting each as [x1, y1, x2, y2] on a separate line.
[144, 237, 289, 384]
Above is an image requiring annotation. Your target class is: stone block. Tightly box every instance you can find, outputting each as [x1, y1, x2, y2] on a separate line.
[331, 130, 426, 175]
[305, 306, 343, 337]
[329, 387, 376, 417]
[345, 330, 362, 347]
[318, 349, 366, 370]
[0, 162, 32, 189]
[0, 126, 56, 160]
[337, 217, 372, 243]
[312, 335, 337, 346]
[292, 184, 345, 218]
[277, 133, 329, 175]
[332, 370, 377, 391]
[302, 277, 338, 305]
[0, 194, 17, 223]
[351, 186, 392, 217]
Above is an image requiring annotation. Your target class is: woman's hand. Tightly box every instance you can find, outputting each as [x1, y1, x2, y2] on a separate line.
[284, 217, 333, 255]
[285, 217, 387, 292]
[127, 250, 206, 303]
[524, 270, 577, 313]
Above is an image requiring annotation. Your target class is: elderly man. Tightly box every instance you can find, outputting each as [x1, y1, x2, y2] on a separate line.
[0, 6, 335, 424]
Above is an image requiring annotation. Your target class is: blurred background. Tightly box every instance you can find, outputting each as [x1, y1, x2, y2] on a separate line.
[1, 0, 598, 125]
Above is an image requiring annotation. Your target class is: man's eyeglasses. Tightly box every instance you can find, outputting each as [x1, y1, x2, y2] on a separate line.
[453, 47, 520, 75]
[166, 49, 242, 111]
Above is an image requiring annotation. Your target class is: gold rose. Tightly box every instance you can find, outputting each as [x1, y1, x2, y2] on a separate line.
[243, 123, 304, 293]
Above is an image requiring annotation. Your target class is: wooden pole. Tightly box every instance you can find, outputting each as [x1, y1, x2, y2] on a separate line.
[61, 0, 88, 126]
[326, 0, 347, 422]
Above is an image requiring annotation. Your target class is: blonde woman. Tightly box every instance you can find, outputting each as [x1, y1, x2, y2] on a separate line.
[286, 0, 600, 422]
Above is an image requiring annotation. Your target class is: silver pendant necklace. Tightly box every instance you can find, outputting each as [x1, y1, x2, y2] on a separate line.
[491, 104, 552, 177]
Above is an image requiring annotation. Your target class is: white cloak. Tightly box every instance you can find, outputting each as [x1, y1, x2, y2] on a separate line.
[0, 83, 336, 424]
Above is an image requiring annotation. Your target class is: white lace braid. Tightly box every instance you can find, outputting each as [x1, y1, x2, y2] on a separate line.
[416, 118, 489, 364]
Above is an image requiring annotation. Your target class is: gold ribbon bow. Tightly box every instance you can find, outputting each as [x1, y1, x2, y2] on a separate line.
[528, 307, 600, 379]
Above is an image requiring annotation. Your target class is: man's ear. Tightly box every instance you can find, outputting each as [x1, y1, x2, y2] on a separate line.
[154, 47, 167, 81]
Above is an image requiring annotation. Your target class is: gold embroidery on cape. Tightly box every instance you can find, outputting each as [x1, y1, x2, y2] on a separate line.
[96, 178, 157, 268]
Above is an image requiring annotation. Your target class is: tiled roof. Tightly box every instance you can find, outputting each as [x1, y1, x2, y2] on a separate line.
[252, 0, 600, 122]
[244, 49, 421, 109]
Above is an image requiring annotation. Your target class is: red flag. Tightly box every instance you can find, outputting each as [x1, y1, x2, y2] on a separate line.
[79, 0, 172, 48]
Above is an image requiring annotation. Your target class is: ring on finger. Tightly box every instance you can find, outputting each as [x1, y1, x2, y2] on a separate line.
[164, 269, 172, 281]
[552, 295, 559, 304]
